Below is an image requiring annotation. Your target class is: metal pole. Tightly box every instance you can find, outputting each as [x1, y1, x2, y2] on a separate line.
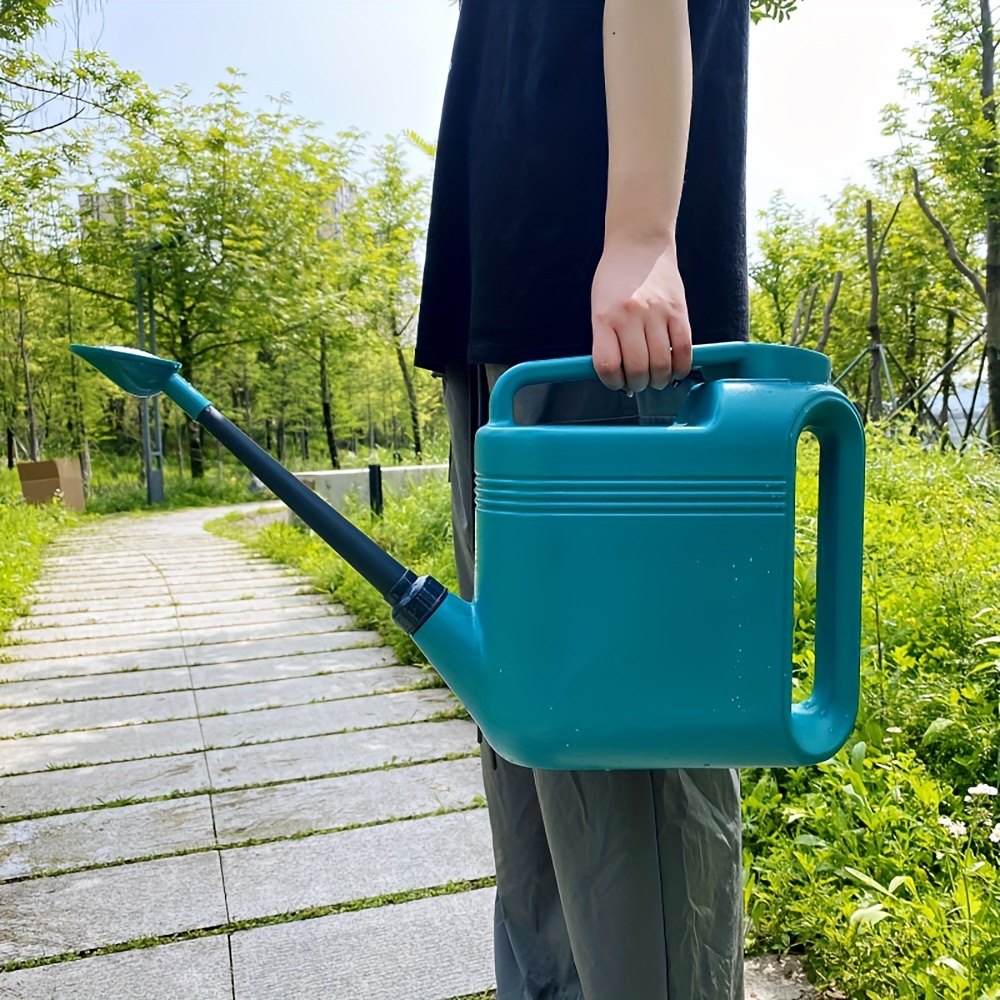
[146, 263, 164, 503]
[832, 348, 870, 388]
[134, 260, 156, 505]
[368, 463, 383, 516]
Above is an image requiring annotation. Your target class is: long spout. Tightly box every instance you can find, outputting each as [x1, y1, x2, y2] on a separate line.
[70, 344, 449, 634]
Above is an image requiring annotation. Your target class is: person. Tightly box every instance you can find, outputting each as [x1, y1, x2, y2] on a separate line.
[415, 1, 750, 997]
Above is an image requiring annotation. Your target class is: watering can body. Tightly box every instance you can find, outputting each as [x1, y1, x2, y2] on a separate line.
[413, 343, 866, 770]
[71, 340, 865, 772]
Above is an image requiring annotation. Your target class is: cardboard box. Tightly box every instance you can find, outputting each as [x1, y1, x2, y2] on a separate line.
[18, 458, 86, 512]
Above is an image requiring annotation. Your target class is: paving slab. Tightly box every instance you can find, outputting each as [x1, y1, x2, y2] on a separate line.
[25, 585, 316, 614]
[0, 631, 382, 683]
[745, 956, 817, 999]
[5, 630, 186, 662]
[212, 757, 484, 843]
[224, 809, 493, 921]
[5, 614, 356, 662]
[0, 718, 205, 776]
[11, 600, 342, 642]
[194, 666, 432, 716]
[180, 614, 355, 647]
[205, 719, 478, 790]
[12, 592, 331, 631]
[0, 690, 198, 738]
[187, 644, 397, 688]
[0, 937, 234, 1000]
[0, 851, 228, 964]
[0, 668, 193, 708]
[34, 563, 290, 585]
[0, 647, 188, 683]
[200, 688, 458, 748]
[0, 795, 216, 879]
[231, 887, 496, 1000]
[35, 555, 292, 594]
[38, 556, 264, 578]
[180, 629, 383, 667]
[20, 596, 200, 616]
[0, 753, 210, 821]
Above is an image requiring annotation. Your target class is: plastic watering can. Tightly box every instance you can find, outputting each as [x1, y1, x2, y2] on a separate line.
[71, 342, 865, 771]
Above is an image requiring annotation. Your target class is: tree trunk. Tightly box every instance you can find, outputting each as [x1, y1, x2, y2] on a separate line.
[15, 283, 40, 462]
[319, 327, 340, 468]
[175, 417, 185, 474]
[940, 309, 956, 440]
[815, 271, 843, 354]
[905, 294, 918, 368]
[6, 427, 14, 469]
[176, 325, 204, 478]
[68, 351, 91, 491]
[394, 340, 422, 458]
[981, 0, 1000, 442]
[866, 200, 884, 422]
[276, 418, 285, 465]
[188, 421, 204, 479]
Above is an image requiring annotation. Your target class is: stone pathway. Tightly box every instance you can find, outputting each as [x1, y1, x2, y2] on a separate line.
[0, 506, 815, 1000]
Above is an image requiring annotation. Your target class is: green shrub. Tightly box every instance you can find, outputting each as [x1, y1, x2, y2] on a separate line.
[744, 432, 1000, 998]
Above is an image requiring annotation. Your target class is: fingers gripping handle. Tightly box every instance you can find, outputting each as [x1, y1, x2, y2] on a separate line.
[488, 343, 770, 426]
[790, 391, 866, 762]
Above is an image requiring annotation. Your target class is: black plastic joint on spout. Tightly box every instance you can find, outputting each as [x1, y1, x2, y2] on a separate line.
[389, 574, 449, 635]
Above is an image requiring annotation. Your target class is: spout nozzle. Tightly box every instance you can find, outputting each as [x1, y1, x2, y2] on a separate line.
[71, 344, 181, 397]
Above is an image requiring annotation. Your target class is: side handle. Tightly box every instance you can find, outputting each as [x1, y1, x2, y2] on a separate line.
[790, 391, 866, 762]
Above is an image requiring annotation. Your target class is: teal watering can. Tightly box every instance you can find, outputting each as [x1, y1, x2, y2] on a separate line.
[71, 342, 865, 771]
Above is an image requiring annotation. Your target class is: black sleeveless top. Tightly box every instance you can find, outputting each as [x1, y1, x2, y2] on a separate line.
[414, 0, 750, 371]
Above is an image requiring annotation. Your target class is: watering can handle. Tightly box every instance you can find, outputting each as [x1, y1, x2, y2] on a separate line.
[789, 390, 866, 761]
[489, 343, 828, 426]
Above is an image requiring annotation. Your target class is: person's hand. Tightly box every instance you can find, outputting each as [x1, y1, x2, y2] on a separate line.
[591, 236, 693, 394]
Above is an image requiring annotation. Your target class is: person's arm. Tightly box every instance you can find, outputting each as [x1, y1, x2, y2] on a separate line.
[592, 0, 693, 393]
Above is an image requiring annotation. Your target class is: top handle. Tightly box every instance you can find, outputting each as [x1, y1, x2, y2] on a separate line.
[489, 343, 831, 426]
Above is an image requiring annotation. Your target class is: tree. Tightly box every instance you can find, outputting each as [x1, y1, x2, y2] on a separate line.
[60, 74, 356, 475]
[884, 0, 1000, 440]
[751, 0, 807, 22]
[344, 139, 431, 459]
[1, 1, 154, 148]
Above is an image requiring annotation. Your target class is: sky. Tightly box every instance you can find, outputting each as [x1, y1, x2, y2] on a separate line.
[47, 0, 933, 236]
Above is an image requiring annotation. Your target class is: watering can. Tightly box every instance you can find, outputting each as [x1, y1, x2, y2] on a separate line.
[71, 342, 865, 771]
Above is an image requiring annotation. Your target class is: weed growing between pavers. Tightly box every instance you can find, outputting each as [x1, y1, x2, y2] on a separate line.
[0, 876, 497, 975]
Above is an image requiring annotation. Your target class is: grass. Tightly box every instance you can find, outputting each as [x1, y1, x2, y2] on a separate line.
[0, 469, 77, 642]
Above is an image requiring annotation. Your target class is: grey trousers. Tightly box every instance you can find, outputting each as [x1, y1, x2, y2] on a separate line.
[443, 367, 745, 1000]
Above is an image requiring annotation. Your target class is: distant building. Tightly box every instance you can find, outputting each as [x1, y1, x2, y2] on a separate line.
[318, 184, 356, 241]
